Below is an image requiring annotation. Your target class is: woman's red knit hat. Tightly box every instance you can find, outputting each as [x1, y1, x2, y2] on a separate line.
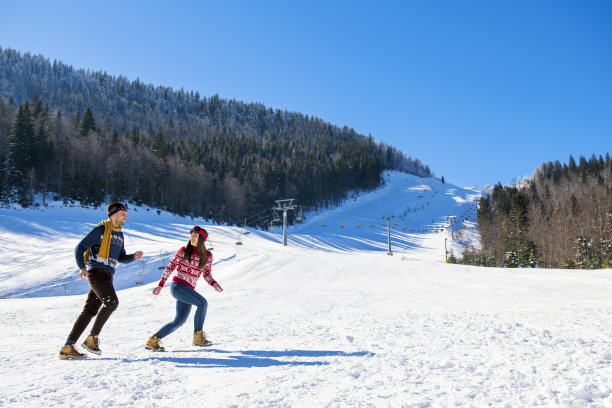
[190, 226, 208, 241]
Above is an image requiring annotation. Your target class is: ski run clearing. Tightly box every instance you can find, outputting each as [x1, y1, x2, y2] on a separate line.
[1, 171, 612, 407]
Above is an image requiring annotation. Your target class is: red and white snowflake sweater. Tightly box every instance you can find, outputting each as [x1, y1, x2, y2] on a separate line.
[158, 246, 217, 290]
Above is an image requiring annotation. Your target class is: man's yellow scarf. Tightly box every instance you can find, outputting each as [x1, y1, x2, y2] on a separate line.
[84, 219, 122, 264]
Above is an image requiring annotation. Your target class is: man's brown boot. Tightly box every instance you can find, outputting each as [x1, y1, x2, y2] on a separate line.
[82, 335, 102, 355]
[59, 344, 86, 360]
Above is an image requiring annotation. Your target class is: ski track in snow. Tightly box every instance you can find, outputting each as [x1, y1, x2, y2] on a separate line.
[1, 171, 612, 407]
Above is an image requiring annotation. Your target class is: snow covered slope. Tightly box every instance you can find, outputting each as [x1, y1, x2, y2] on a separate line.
[0, 171, 480, 298]
[289, 171, 481, 259]
[2, 172, 612, 407]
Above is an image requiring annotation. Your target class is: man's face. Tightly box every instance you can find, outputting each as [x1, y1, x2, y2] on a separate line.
[111, 210, 127, 226]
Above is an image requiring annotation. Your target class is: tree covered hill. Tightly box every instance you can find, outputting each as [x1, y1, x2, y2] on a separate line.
[463, 154, 612, 269]
[0, 47, 431, 226]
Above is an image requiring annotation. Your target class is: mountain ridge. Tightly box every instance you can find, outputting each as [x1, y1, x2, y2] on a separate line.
[0, 46, 433, 223]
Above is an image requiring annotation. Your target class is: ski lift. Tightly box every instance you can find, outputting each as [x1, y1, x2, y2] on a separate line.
[236, 230, 244, 246]
[272, 211, 281, 224]
[296, 207, 305, 224]
[268, 211, 281, 231]
[158, 249, 167, 270]
[135, 260, 145, 286]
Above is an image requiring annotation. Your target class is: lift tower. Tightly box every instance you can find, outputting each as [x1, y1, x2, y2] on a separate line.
[274, 199, 297, 246]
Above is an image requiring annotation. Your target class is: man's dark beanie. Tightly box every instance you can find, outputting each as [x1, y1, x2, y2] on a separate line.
[107, 202, 127, 217]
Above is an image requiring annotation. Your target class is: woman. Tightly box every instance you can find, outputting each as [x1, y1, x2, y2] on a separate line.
[146, 226, 223, 351]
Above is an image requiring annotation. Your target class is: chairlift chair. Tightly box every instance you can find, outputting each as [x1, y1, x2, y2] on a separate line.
[296, 207, 305, 224]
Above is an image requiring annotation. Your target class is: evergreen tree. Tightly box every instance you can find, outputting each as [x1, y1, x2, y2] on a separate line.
[32, 101, 52, 176]
[568, 155, 576, 172]
[79, 106, 96, 136]
[5, 101, 35, 203]
[151, 128, 169, 159]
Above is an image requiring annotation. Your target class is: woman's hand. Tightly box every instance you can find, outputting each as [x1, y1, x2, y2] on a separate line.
[79, 268, 88, 279]
[134, 251, 144, 260]
[213, 283, 223, 293]
[152, 286, 162, 295]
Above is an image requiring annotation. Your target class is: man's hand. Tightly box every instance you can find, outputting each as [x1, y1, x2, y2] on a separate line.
[134, 251, 143, 260]
[152, 286, 162, 295]
[79, 268, 87, 279]
[213, 283, 223, 293]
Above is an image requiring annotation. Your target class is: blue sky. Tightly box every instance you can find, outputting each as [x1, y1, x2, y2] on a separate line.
[1, 0, 610, 187]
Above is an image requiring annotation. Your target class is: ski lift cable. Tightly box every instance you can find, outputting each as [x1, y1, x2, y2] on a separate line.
[241, 210, 280, 228]
[242, 208, 275, 223]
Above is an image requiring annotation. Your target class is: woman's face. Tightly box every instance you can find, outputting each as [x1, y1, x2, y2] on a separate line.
[190, 231, 199, 246]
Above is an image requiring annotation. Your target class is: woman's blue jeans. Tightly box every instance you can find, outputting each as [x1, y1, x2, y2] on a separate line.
[153, 281, 208, 339]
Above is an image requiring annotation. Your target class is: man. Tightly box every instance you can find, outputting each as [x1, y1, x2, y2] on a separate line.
[59, 201, 143, 359]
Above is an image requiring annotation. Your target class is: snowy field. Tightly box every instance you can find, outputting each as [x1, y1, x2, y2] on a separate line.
[2, 172, 612, 407]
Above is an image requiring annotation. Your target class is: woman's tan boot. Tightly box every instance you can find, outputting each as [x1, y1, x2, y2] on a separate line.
[145, 336, 165, 352]
[193, 330, 212, 347]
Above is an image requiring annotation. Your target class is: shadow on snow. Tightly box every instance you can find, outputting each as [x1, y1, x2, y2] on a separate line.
[101, 349, 371, 368]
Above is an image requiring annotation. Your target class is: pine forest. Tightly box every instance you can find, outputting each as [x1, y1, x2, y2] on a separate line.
[0, 47, 431, 227]
[462, 155, 612, 269]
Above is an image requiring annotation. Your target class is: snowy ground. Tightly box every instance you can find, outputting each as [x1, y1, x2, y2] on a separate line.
[2, 172, 612, 407]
